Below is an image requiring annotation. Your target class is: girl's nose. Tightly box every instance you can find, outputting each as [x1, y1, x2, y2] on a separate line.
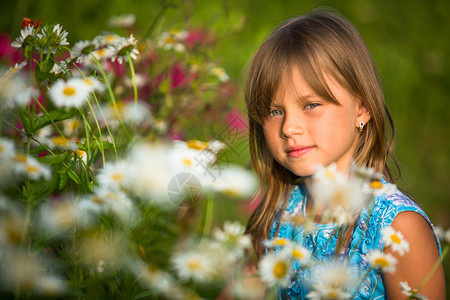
[281, 112, 303, 138]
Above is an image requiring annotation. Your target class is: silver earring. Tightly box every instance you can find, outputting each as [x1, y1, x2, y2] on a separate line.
[359, 121, 364, 132]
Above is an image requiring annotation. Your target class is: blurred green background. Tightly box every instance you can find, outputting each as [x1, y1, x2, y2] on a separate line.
[1, 0, 449, 291]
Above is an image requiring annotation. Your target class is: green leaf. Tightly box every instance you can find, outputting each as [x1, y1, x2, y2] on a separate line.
[37, 153, 67, 165]
[18, 108, 33, 136]
[59, 173, 68, 190]
[67, 170, 81, 185]
[33, 108, 76, 132]
[30, 145, 47, 155]
[35, 59, 55, 83]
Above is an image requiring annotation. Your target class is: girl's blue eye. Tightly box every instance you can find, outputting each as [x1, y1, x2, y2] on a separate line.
[305, 103, 320, 109]
[269, 109, 282, 117]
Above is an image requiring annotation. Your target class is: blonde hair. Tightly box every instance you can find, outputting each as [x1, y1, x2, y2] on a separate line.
[245, 10, 398, 258]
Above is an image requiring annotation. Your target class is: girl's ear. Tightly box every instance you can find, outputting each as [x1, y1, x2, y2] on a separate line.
[356, 100, 371, 124]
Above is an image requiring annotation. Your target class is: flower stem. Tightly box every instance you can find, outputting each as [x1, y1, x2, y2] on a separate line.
[127, 51, 138, 136]
[417, 244, 449, 291]
[89, 52, 131, 140]
[199, 193, 214, 236]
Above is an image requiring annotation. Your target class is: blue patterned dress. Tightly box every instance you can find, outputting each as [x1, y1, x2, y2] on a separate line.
[268, 181, 441, 299]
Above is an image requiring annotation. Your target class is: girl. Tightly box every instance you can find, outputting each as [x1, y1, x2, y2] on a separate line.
[244, 10, 445, 299]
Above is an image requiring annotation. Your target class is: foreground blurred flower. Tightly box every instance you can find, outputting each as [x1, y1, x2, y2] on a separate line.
[258, 251, 292, 287]
[0, 251, 67, 296]
[382, 226, 409, 256]
[5, 61, 27, 77]
[96, 160, 134, 192]
[76, 231, 128, 272]
[307, 261, 356, 298]
[207, 165, 258, 198]
[38, 200, 83, 235]
[399, 281, 428, 300]
[48, 78, 90, 108]
[172, 250, 216, 282]
[44, 136, 77, 151]
[0, 72, 35, 109]
[78, 187, 134, 220]
[13, 153, 51, 181]
[212, 221, 251, 262]
[0, 137, 15, 160]
[366, 249, 397, 273]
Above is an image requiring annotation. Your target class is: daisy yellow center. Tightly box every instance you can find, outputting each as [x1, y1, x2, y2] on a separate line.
[105, 35, 117, 43]
[183, 158, 193, 166]
[370, 180, 383, 189]
[224, 189, 239, 197]
[292, 249, 304, 259]
[63, 86, 76, 96]
[274, 239, 287, 246]
[52, 136, 68, 146]
[92, 196, 106, 204]
[14, 154, 27, 163]
[273, 261, 288, 278]
[0, 144, 4, 153]
[77, 150, 86, 157]
[26, 164, 39, 174]
[213, 68, 224, 75]
[6, 67, 18, 76]
[186, 140, 207, 150]
[326, 291, 339, 298]
[83, 78, 94, 86]
[374, 257, 389, 267]
[390, 233, 401, 244]
[325, 169, 336, 180]
[165, 36, 176, 44]
[97, 49, 107, 57]
[111, 173, 123, 181]
[187, 258, 203, 271]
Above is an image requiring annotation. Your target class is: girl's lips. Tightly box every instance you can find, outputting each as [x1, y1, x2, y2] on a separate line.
[287, 146, 315, 158]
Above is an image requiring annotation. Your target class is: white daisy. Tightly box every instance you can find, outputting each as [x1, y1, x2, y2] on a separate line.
[399, 281, 428, 299]
[306, 284, 351, 300]
[120, 101, 152, 124]
[50, 60, 70, 75]
[258, 252, 292, 287]
[108, 14, 136, 28]
[172, 250, 216, 282]
[436, 225, 450, 245]
[94, 33, 121, 47]
[157, 31, 186, 52]
[263, 237, 292, 248]
[71, 40, 99, 58]
[382, 226, 409, 255]
[81, 76, 105, 93]
[36, 24, 69, 54]
[0, 137, 15, 160]
[107, 34, 139, 64]
[38, 200, 82, 235]
[48, 78, 90, 108]
[209, 65, 230, 82]
[11, 25, 36, 48]
[311, 165, 368, 217]
[0, 74, 35, 109]
[5, 61, 27, 77]
[366, 249, 397, 273]
[206, 165, 258, 198]
[96, 160, 133, 191]
[12, 154, 51, 181]
[280, 244, 311, 265]
[44, 136, 77, 151]
[78, 188, 133, 220]
[212, 221, 251, 261]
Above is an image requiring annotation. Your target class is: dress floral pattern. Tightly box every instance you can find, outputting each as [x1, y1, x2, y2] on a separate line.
[268, 182, 441, 299]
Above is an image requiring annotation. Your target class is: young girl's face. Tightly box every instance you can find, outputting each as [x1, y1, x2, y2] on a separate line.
[263, 67, 370, 177]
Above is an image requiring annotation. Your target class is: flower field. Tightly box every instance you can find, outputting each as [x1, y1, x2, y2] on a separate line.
[0, 1, 449, 299]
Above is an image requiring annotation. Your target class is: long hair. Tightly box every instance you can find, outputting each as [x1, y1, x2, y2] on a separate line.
[245, 10, 398, 258]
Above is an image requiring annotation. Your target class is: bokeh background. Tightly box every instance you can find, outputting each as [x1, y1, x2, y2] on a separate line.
[1, 0, 449, 292]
